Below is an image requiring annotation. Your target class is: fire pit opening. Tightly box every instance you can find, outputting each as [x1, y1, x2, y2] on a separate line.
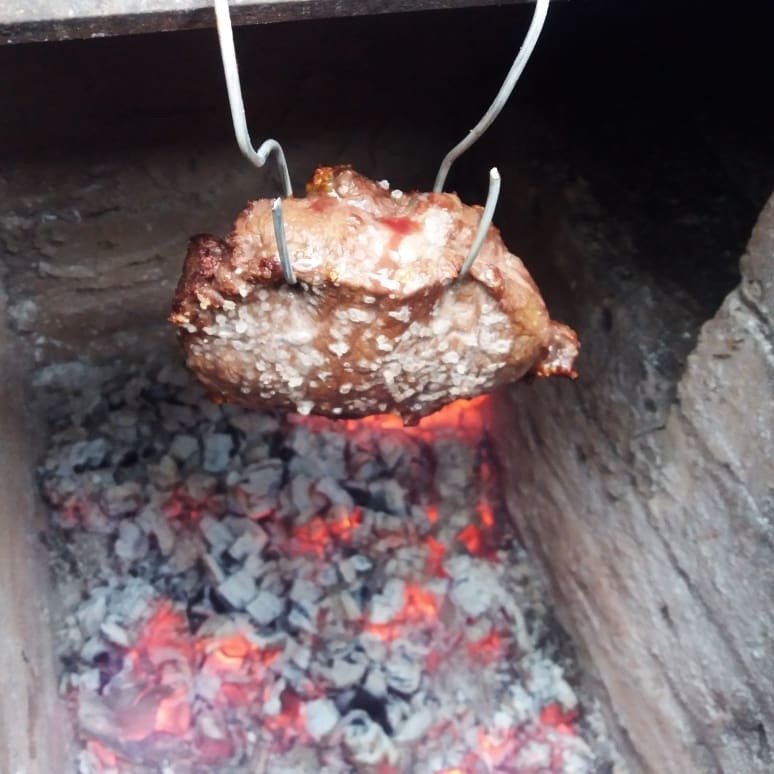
[1, 2, 772, 773]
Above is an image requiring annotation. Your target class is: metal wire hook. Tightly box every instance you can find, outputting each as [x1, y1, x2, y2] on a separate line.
[272, 198, 297, 284]
[214, 0, 293, 197]
[214, 0, 296, 284]
[458, 168, 501, 280]
[433, 0, 549, 194]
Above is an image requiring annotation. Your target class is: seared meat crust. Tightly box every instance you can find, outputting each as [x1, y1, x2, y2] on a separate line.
[170, 166, 578, 422]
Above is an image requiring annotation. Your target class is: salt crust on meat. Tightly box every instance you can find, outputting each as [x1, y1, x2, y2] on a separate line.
[170, 166, 578, 422]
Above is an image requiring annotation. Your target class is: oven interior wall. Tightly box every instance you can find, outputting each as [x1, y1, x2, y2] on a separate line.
[1, 1, 773, 771]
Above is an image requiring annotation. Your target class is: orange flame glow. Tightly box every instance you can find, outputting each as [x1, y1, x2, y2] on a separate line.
[476, 727, 514, 766]
[539, 702, 579, 735]
[456, 523, 483, 555]
[366, 585, 440, 640]
[478, 501, 494, 528]
[466, 631, 504, 664]
[155, 690, 191, 735]
[424, 535, 447, 577]
[329, 507, 362, 538]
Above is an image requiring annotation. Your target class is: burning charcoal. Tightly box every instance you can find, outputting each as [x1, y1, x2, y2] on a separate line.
[157, 363, 191, 387]
[160, 401, 197, 430]
[320, 647, 368, 689]
[135, 503, 176, 556]
[393, 704, 434, 744]
[147, 454, 179, 490]
[341, 710, 398, 766]
[313, 476, 355, 509]
[67, 438, 109, 471]
[337, 590, 363, 622]
[359, 633, 388, 664]
[445, 555, 497, 617]
[197, 396, 223, 423]
[203, 432, 234, 473]
[318, 563, 339, 588]
[363, 668, 387, 699]
[75, 588, 109, 638]
[288, 473, 322, 514]
[201, 552, 227, 584]
[377, 433, 412, 471]
[241, 553, 266, 579]
[349, 554, 373, 573]
[199, 515, 234, 554]
[304, 698, 340, 740]
[504, 683, 538, 724]
[337, 557, 357, 584]
[100, 481, 143, 517]
[196, 709, 230, 744]
[262, 677, 286, 716]
[371, 479, 408, 514]
[169, 530, 204, 573]
[433, 438, 475, 501]
[229, 412, 280, 437]
[229, 460, 283, 516]
[246, 589, 283, 626]
[228, 524, 268, 560]
[99, 619, 131, 648]
[525, 656, 578, 711]
[168, 433, 200, 462]
[290, 643, 311, 671]
[109, 407, 140, 429]
[288, 606, 316, 634]
[80, 635, 109, 665]
[216, 569, 257, 610]
[289, 578, 321, 616]
[384, 646, 423, 694]
[73, 668, 102, 693]
[184, 471, 217, 501]
[368, 578, 405, 624]
[114, 520, 149, 562]
[42, 362, 612, 772]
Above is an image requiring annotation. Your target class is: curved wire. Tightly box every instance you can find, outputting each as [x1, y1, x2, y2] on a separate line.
[433, 0, 549, 193]
[214, 0, 293, 198]
[458, 167, 502, 279]
[272, 198, 297, 284]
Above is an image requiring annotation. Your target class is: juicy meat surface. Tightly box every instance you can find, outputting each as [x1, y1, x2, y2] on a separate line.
[170, 166, 578, 422]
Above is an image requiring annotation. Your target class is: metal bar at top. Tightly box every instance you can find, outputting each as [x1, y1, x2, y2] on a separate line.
[1, 0, 561, 46]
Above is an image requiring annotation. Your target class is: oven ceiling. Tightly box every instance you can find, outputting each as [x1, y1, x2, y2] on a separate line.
[1, 0, 555, 45]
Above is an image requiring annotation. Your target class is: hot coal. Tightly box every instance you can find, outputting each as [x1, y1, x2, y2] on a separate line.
[36, 360, 618, 773]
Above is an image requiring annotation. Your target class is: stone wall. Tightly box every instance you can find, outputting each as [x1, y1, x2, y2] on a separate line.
[494, 191, 774, 773]
[0, 288, 66, 774]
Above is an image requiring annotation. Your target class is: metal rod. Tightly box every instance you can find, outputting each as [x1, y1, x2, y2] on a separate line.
[433, 0, 549, 193]
[272, 198, 296, 284]
[214, 0, 293, 197]
[458, 167, 502, 279]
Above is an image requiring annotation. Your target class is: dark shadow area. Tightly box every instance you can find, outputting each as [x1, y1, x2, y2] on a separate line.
[1, 0, 772, 314]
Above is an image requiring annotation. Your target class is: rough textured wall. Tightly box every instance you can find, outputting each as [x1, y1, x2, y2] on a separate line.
[494, 191, 774, 773]
[0, 288, 66, 774]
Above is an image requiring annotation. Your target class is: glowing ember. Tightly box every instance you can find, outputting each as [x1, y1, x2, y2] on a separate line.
[540, 702, 579, 735]
[154, 689, 191, 735]
[366, 585, 440, 641]
[477, 727, 515, 767]
[328, 506, 362, 538]
[424, 535, 447, 576]
[456, 523, 484, 555]
[478, 500, 495, 527]
[467, 631, 505, 664]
